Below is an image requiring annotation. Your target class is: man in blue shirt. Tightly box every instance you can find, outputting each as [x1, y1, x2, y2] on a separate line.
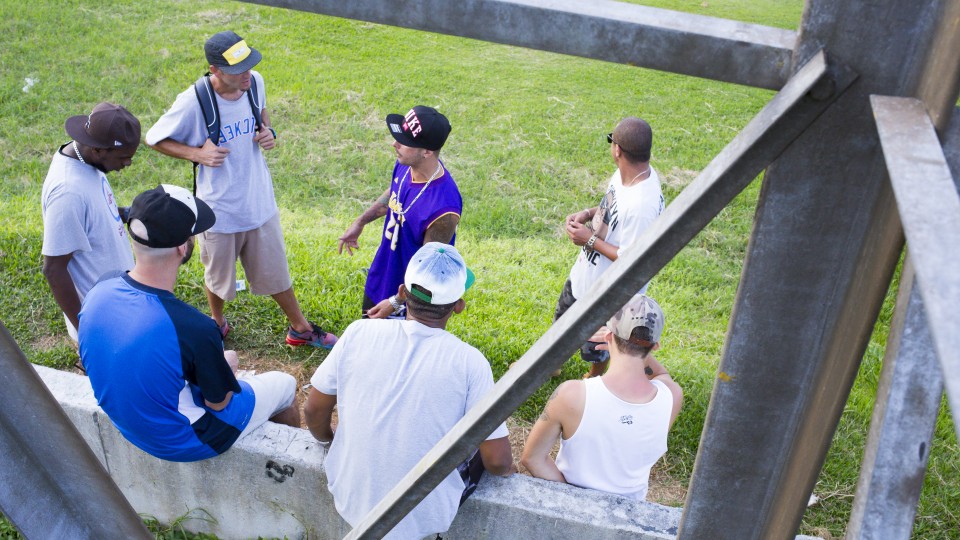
[78, 184, 300, 462]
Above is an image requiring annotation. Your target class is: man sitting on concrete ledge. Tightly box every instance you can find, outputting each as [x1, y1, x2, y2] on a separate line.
[78, 184, 300, 462]
[304, 242, 514, 539]
[521, 294, 682, 501]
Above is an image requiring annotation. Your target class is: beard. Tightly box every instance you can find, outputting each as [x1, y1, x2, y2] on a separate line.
[180, 237, 195, 266]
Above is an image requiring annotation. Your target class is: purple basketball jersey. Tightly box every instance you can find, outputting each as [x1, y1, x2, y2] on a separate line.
[365, 161, 462, 305]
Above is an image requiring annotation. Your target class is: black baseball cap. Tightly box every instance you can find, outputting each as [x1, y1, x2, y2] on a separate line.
[64, 102, 140, 149]
[127, 185, 216, 248]
[386, 106, 451, 151]
[205, 31, 261, 75]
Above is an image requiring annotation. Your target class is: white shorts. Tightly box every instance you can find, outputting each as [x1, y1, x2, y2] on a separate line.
[237, 371, 296, 439]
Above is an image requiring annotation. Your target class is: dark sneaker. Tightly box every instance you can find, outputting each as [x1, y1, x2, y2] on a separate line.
[286, 323, 338, 349]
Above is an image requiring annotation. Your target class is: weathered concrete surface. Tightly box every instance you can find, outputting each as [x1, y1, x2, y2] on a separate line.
[33, 365, 820, 539]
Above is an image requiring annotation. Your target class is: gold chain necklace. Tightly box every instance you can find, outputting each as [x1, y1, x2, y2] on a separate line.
[394, 162, 444, 217]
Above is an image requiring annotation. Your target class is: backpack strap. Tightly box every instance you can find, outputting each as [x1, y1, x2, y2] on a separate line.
[247, 74, 263, 132]
[192, 74, 221, 195]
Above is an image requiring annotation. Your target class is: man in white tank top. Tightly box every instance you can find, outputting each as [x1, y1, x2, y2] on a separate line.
[521, 294, 683, 500]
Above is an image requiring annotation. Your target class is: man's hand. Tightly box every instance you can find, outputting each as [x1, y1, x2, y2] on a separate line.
[565, 220, 593, 246]
[195, 139, 230, 167]
[338, 221, 364, 255]
[565, 209, 591, 226]
[254, 127, 276, 151]
[365, 298, 396, 319]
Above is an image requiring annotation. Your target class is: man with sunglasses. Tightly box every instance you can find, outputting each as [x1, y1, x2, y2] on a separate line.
[554, 116, 665, 379]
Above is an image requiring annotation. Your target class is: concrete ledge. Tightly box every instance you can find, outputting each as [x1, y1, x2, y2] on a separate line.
[33, 365, 819, 539]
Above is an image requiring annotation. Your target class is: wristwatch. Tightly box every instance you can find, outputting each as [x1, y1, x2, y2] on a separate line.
[388, 295, 403, 313]
[585, 234, 598, 251]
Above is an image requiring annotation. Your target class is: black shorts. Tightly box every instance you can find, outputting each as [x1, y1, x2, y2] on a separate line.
[554, 279, 610, 364]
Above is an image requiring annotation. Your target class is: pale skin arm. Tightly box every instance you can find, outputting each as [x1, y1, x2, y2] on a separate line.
[338, 188, 391, 255]
[252, 108, 275, 150]
[150, 138, 230, 167]
[42, 254, 81, 330]
[521, 382, 583, 482]
[303, 387, 337, 443]
[646, 355, 684, 426]
[365, 213, 461, 319]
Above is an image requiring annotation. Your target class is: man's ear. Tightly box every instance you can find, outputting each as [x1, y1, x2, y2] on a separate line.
[452, 298, 466, 314]
[652, 342, 661, 351]
[396, 284, 408, 302]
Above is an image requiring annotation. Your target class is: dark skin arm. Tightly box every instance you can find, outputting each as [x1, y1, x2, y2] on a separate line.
[304, 387, 337, 442]
[479, 436, 516, 476]
[42, 254, 81, 330]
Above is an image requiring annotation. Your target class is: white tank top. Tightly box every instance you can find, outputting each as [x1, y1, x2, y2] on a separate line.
[556, 377, 672, 500]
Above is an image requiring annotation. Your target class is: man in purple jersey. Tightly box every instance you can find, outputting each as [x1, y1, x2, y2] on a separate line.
[338, 105, 462, 318]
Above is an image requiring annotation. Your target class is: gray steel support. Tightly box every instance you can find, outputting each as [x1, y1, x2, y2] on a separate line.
[848, 101, 960, 540]
[845, 258, 942, 540]
[344, 51, 856, 540]
[0, 323, 151, 539]
[239, 0, 795, 90]
[873, 97, 960, 437]
[678, 2, 960, 539]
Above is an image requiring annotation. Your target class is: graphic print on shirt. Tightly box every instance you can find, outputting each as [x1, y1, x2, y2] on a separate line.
[101, 177, 127, 239]
[583, 186, 618, 266]
[384, 185, 406, 251]
[217, 114, 257, 145]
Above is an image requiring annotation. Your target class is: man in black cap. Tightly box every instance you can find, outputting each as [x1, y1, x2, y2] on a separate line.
[78, 184, 300, 462]
[338, 105, 463, 319]
[41, 102, 141, 341]
[146, 30, 337, 349]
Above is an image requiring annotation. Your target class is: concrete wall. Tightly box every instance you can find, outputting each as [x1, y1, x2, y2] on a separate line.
[34, 366, 819, 540]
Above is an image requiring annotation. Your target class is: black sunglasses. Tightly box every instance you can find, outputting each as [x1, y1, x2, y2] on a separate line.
[606, 132, 615, 144]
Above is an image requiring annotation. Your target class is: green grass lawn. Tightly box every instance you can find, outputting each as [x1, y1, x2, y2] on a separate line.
[0, 0, 957, 538]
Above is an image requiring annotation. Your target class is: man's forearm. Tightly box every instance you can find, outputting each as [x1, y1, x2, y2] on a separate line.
[42, 256, 81, 329]
[150, 138, 201, 163]
[355, 189, 390, 225]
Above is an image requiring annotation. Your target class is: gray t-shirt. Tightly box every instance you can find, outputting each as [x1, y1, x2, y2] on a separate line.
[41, 147, 134, 300]
[145, 70, 278, 233]
[311, 319, 509, 540]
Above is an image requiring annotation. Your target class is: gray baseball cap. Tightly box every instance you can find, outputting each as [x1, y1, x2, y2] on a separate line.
[608, 294, 664, 346]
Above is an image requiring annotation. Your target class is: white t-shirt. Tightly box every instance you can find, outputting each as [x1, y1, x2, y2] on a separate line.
[311, 319, 509, 540]
[41, 148, 134, 301]
[556, 377, 673, 500]
[569, 168, 664, 300]
[145, 70, 277, 233]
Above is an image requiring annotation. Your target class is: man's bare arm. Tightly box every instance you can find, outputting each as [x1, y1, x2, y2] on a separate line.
[339, 188, 391, 255]
[42, 254, 81, 330]
[520, 384, 571, 482]
[150, 138, 230, 168]
[303, 387, 337, 442]
[479, 436, 515, 477]
[423, 213, 460, 245]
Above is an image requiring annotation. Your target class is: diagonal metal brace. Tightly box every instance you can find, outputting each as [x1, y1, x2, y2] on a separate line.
[239, 0, 796, 90]
[871, 96, 960, 440]
[0, 322, 151, 539]
[343, 48, 856, 540]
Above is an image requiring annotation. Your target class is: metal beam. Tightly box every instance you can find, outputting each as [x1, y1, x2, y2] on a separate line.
[845, 257, 943, 539]
[343, 50, 855, 539]
[239, 0, 796, 90]
[872, 96, 960, 439]
[678, 1, 960, 538]
[0, 322, 151, 539]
